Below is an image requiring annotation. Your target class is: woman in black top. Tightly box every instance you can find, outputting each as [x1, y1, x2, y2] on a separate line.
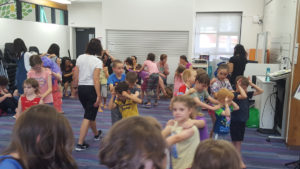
[228, 44, 248, 87]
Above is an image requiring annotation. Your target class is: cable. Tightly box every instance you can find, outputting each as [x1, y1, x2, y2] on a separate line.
[260, 92, 276, 128]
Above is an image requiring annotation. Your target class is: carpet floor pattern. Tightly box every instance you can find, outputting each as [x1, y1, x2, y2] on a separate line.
[0, 97, 298, 169]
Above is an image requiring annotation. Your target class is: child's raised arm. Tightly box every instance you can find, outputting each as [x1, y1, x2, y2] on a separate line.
[182, 119, 205, 129]
[231, 100, 239, 111]
[166, 127, 195, 147]
[108, 91, 116, 110]
[236, 80, 247, 100]
[122, 91, 142, 104]
[249, 77, 264, 96]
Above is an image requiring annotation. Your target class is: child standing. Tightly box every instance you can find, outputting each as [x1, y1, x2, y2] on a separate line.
[190, 73, 220, 140]
[213, 88, 239, 140]
[137, 53, 160, 108]
[177, 69, 197, 95]
[162, 95, 200, 169]
[173, 65, 185, 96]
[231, 76, 263, 168]
[134, 64, 148, 102]
[126, 72, 140, 96]
[209, 63, 234, 137]
[98, 66, 109, 112]
[15, 78, 41, 119]
[108, 82, 142, 118]
[27, 55, 53, 105]
[0, 76, 18, 115]
[107, 60, 126, 124]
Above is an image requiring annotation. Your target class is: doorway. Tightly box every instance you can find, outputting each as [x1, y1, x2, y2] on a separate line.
[75, 28, 95, 58]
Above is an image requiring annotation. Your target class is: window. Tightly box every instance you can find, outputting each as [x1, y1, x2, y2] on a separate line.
[21, 2, 35, 22]
[194, 12, 242, 60]
[0, 0, 16, 19]
[40, 6, 51, 23]
[55, 9, 64, 25]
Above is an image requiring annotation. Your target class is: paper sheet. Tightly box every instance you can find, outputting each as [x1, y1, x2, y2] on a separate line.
[294, 83, 300, 100]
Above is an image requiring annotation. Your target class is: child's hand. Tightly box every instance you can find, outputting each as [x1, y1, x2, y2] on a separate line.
[210, 78, 217, 86]
[182, 119, 194, 129]
[237, 79, 242, 86]
[103, 67, 108, 72]
[212, 104, 221, 111]
[166, 119, 175, 126]
[187, 88, 196, 95]
[5, 93, 12, 98]
[39, 99, 44, 104]
[111, 88, 116, 96]
[225, 97, 230, 104]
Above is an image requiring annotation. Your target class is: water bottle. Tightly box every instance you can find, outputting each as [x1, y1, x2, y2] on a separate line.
[265, 67, 270, 82]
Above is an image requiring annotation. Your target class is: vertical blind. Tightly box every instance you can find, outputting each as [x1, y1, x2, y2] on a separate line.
[194, 12, 242, 59]
[106, 30, 189, 84]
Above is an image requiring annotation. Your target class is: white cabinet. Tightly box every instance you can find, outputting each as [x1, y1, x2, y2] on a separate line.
[254, 76, 276, 130]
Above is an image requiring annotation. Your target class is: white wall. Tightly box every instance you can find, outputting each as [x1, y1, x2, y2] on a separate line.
[68, 2, 103, 58]
[0, 18, 70, 57]
[195, 0, 264, 51]
[263, 0, 298, 64]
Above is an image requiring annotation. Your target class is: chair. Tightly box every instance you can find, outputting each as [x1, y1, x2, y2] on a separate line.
[29, 46, 40, 55]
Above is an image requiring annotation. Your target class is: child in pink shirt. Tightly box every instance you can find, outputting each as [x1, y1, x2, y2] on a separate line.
[137, 53, 160, 108]
[27, 55, 53, 104]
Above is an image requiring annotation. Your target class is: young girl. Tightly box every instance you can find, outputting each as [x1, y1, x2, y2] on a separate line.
[99, 116, 167, 169]
[0, 104, 78, 169]
[191, 139, 241, 169]
[15, 78, 41, 119]
[213, 88, 239, 140]
[137, 53, 160, 108]
[27, 55, 53, 105]
[173, 65, 185, 96]
[209, 63, 234, 137]
[41, 55, 63, 113]
[162, 95, 200, 169]
[98, 66, 109, 112]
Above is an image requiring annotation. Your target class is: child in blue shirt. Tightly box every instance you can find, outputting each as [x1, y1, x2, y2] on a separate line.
[213, 88, 239, 140]
[107, 60, 126, 124]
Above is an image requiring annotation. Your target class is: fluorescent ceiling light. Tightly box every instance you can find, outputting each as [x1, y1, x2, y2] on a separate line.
[50, 0, 71, 4]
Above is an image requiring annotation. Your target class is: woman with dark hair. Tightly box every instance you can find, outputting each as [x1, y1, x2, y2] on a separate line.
[101, 50, 115, 75]
[0, 104, 78, 169]
[13, 38, 32, 95]
[47, 43, 60, 63]
[179, 55, 192, 69]
[124, 57, 133, 74]
[228, 44, 248, 86]
[73, 38, 103, 151]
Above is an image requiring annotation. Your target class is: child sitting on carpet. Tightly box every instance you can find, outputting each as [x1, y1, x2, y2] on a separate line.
[0, 76, 18, 115]
[99, 116, 167, 169]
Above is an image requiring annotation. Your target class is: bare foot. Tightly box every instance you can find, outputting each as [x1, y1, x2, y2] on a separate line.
[98, 107, 103, 112]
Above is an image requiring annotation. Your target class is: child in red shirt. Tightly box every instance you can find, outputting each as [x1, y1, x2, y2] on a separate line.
[15, 78, 41, 119]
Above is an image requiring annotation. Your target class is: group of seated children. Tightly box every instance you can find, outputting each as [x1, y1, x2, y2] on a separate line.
[165, 62, 263, 168]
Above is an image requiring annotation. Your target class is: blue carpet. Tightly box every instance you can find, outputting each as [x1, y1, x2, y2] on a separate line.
[0, 97, 298, 169]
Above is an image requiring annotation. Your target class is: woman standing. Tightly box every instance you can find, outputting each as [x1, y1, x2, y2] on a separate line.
[73, 38, 103, 151]
[13, 38, 32, 95]
[228, 44, 248, 87]
[179, 55, 192, 69]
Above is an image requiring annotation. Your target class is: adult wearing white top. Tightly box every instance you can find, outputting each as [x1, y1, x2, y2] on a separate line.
[73, 38, 103, 151]
[13, 38, 32, 95]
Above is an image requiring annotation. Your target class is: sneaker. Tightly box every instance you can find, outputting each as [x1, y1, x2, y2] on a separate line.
[94, 130, 102, 141]
[75, 142, 89, 151]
